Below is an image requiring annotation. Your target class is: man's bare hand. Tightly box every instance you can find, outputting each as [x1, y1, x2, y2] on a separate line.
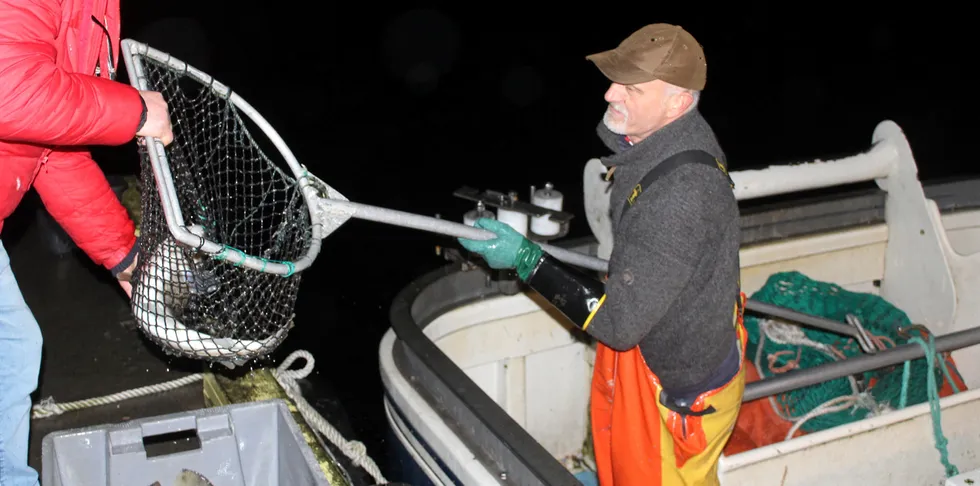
[136, 91, 173, 146]
[118, 279, 133, 299]
[116, 255, 138, 299]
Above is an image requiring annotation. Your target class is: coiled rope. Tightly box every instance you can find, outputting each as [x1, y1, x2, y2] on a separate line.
[272, 349, 388, 484]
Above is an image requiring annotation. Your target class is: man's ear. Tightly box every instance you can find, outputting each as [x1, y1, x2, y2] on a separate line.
[668, 91, 694, 117]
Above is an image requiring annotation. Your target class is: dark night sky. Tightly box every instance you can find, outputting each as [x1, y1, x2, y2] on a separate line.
[93, 4, 977, 476]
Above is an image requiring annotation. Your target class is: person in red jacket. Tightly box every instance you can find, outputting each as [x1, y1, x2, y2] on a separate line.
[0, 1, 173, 484]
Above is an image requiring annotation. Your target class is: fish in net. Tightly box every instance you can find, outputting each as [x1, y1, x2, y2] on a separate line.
[122, 41, 325, 367]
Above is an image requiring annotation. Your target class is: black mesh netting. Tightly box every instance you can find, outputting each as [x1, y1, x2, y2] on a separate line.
[130, 54, 314, 365]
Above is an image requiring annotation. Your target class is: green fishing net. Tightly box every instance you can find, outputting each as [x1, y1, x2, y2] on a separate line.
[743, 271, 947, 433]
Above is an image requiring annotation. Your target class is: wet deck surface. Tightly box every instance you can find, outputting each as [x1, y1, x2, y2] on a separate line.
[3, 195, 377, 485]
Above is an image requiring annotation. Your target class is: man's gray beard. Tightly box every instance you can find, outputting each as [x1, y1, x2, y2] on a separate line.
[602, 106, 627, 135]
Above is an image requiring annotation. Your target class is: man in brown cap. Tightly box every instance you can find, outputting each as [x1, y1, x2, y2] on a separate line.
[456, 22, 744, 486]
[583, 23, 745, 486]
[587, 23, 707, 142]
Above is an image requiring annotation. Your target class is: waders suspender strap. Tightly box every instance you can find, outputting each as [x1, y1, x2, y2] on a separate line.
[617, 148, 743, 346]
[618, 149, 734, 221]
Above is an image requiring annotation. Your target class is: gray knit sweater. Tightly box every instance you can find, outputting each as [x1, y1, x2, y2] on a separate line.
[586, 109, 742, 397]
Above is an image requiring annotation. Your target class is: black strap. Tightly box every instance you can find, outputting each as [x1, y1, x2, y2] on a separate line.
[619, 149, 734, 220]
[618, 151, 742, 384]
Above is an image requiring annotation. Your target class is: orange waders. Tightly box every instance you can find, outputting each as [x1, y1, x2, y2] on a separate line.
[590, 293, 748, 486]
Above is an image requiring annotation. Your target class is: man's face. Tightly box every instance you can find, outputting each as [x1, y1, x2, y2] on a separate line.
[601, 79, 690, 143]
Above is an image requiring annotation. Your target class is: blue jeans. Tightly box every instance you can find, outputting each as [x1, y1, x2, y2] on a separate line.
[0, 240, 42, 486]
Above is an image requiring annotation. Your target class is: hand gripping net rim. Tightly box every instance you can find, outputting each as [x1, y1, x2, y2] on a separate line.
[120, 39, 327, 366]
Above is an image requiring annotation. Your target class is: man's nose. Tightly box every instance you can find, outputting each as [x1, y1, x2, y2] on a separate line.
[604, 83, 625, 102]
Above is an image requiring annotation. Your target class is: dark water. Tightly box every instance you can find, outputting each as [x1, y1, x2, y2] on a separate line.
[69, 5, 980, 482]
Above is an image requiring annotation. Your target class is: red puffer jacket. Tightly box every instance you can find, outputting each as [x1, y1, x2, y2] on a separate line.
[0, 0, 143, 274]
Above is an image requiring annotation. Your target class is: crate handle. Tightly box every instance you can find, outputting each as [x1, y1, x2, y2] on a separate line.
[109, 413, 233, 457]
[140, 415, 197, 438]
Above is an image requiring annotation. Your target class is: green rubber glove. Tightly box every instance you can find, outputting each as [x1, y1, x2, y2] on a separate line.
[458, 218, 543, 281]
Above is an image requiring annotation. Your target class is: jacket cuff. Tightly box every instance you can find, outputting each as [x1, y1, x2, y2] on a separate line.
[135, 95, 148, 133]
[110, 237, 140, 277]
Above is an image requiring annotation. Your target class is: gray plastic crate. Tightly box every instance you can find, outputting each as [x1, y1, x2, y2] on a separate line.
[41, 398, 332, 485]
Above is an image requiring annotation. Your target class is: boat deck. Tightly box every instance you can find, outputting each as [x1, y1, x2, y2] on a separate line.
[3, 195, 376, 485]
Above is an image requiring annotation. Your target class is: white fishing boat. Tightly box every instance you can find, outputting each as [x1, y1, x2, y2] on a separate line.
[378, 120, 980, 485]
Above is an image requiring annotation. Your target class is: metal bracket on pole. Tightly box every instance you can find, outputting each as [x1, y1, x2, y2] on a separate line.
[452, 186, 575, 241]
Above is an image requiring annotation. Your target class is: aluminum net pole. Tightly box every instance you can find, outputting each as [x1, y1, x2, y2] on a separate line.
[319, 199, 609, 273]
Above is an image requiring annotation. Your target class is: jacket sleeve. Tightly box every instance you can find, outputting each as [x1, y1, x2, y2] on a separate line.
[584, 164, 723, 350]
[0, 0, 144, 146]
[32, 148, 138, 273]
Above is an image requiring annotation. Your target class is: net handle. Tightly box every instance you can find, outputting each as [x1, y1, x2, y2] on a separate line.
[317, 198, 876, 339]
[318, 197, 611, 273]
[119, 39, 322, 276]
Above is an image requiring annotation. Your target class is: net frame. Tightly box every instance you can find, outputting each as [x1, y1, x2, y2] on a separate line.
[120, 39, 324, 274]
[119, 39, 335, 365]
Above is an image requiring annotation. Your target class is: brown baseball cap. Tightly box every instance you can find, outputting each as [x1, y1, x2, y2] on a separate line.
[586, 23, 707, 90]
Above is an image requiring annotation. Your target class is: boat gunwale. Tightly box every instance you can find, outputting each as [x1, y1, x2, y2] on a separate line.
[389, 264, 582, 485]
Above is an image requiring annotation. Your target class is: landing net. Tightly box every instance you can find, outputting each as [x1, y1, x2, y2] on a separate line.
[121, 40, 324, 366]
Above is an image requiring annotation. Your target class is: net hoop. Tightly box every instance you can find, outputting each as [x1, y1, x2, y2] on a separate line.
[119, 39, 326, 364]
[120, 39, 324, 275]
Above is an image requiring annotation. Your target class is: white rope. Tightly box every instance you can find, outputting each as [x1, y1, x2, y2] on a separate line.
[754, 318, 884, 437]
[31, 373, 204, 419]
[782, 395, 862, 441]
[761, 318, 836, 356]
[272, 349, 389, 485]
